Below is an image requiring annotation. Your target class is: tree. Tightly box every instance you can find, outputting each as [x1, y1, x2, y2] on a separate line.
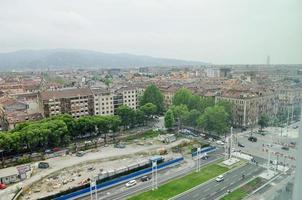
[216, 100, 233, 123]
[171, 104, 189, 130]
[140, 103, 157, 119]
[116, 105, 135, 129]
[140, 84, 165, 114]
[184, 109, 201, 127]
[172, 88, 192, 106]
[197, 105, 229, 135]
[258, 114, 269, 131]
[164, 109, 175, 129]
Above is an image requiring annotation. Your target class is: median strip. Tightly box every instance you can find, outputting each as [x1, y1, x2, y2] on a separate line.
[127, 163, 229, 200]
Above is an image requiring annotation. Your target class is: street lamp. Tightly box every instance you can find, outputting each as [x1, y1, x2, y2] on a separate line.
[0, 149, 4, 167]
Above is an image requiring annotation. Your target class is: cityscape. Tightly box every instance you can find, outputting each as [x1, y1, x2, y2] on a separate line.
[0, 1, 301, 200]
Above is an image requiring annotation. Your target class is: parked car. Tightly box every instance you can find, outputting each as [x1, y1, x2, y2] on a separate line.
[216, 140, 225, 145]
[125, 180, 137, 187]
[238, 143, 245, 148]
[281, 146, 289, 151]
[216, 175, 224, 182]
[248, 136, 257, 142]
[114, 143, 126, 148]
[44, 149, 53, 154]
[141, 176, 151, 182]
[76, 151, 85, 157]
[38, 162, 50, 169]
[0, 183, 6, 190]
[52, 147, 60, 152]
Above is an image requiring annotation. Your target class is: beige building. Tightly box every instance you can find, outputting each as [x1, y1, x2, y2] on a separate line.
[39, 88, 94, 118]
[114, 86, 145, 111]
[92, 88, 114, 115]
[215, 91, 279, 128]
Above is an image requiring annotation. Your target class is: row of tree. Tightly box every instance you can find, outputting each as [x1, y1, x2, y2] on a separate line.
[0, 84, 164, 155]
[0, 114, 122, 154]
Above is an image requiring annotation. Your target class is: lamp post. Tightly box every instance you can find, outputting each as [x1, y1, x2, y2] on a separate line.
[0, 149, 4, 167]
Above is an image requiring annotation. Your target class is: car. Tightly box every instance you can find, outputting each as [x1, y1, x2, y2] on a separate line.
[38, 162, 50, 169]
[44, 149, 53, 154]
[114, 143, 126, 148]
[216, 175, 224, 182]
[281, 146, 289, 151]
[238, 143, 245, 147]
[125, 180, 137, 187]
[293, 125, 299, 129]
[248, 136, 257, 142]
[216, 140, 225, 145]
[141, 176, 151, 182]
[76, 151, 85, 157]
[52, 147, 60, 152]
[0, 183, 6, 190]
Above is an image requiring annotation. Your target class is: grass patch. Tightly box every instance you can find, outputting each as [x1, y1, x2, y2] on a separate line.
[128, 164, 228, 200]
[221, 177, 263, 200]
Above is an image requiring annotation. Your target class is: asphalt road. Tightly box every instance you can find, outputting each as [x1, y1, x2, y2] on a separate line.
[78, 150, 224, 200]
[172, 163, 264, 200]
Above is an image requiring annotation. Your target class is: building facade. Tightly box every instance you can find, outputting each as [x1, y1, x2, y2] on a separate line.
[92, 88, 114, 115]
[40, 88, 94, 118]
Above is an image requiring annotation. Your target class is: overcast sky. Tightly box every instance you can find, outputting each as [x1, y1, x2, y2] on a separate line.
[0, 0, 301, 64]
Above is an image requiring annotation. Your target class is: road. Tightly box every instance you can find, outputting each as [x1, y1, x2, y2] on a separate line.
[172, 163, 264, 200]
[78, 149, 224, 200]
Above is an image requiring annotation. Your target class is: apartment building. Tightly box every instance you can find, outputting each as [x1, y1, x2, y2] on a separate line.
[113, 86, 145, 112]
[215, 90, 278, 128]
[40, 88, 94, 118]
[91, 88, 114, 115]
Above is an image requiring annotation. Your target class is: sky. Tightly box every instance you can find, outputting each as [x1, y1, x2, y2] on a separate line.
[0, 0, 301, 64]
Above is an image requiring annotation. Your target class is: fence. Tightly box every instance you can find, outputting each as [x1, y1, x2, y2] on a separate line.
[191, 146, 216, 157]
[54, 157, 184, 200]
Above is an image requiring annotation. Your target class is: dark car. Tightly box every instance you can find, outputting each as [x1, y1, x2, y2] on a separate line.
[238, 143, 245, 147]
[141, 176, 151, 182]
[248, 136, 257, 142]
[281, 146, 289, 151]
[38, 162, 50, 169]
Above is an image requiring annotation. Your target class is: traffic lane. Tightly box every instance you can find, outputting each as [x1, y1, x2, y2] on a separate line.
[99, 155, 220, 200]
[174, 164, 264, 200]
[79, 154, 222, 200]
[237, 135, 297, 165]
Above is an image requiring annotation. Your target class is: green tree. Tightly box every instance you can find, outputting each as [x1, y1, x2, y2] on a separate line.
[171, 104, 189, 130]
[197, 105, 229, 135]
[140, 84, 165, 113]
[172, 88, 192, 106]
[164, 109, 175, 129]
[258, 114, 269, 131]
[216, 100, 233, 123]
[184, 109, 201, 127]
[116, 105, 135, 129]
[140, 103, 157, 119]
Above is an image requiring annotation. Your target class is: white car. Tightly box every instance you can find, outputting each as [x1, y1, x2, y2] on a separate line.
[216, 140, 225, 145]
[125, 180, 137, 187]
[216, 175, 224, 182]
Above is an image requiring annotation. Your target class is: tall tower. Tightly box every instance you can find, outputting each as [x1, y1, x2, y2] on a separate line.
[266, 55, 270, 65]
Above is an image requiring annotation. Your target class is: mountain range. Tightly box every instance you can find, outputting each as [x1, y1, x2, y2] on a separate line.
[0, 49, 207, 71]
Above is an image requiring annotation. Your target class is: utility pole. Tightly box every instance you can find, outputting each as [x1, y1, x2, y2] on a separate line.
[196, 148, 201, 172]
[152, 160, 158, 190]
[267, 148, 271, 173]
[90, 178, 97, 200]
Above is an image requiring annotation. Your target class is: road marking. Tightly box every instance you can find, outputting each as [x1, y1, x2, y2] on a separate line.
[203, 187, 210, 192]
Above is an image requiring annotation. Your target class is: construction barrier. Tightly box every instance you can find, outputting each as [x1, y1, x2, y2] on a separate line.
[54, 156, 184, 200]
[191, 146, 216, 157]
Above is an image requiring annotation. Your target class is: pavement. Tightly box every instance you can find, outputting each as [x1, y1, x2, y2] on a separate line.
[78, 149, 224, 200]
[172, 163, 264, 200]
